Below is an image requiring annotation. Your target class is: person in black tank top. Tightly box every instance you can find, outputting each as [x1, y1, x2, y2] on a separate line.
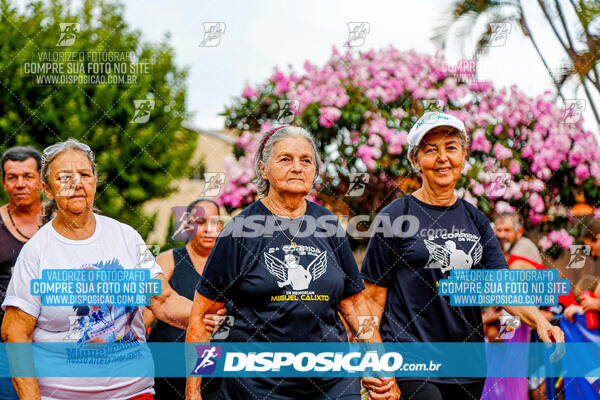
[0, 218, 25, 327]
[0, 146, 42, 400]
[146, 199, 224, 400]
[149, 247, 200, 342]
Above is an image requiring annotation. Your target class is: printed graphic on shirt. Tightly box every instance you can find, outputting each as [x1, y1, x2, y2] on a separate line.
[65, 258, 141, 344]
[424, 234, 483, 273]
[265, 244, 330, 302]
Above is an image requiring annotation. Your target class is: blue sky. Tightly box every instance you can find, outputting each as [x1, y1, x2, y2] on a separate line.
[121, 0, 597, 140]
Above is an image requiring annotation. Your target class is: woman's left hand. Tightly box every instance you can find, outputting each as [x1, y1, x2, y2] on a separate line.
[535, 320, 565, 362]
[361, 377, 401, 400]
[203, 307, 227, 333]
[535, 320, 564, 343]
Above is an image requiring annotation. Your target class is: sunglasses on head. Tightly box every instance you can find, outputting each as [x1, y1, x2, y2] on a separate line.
[43, 142, 94, 162]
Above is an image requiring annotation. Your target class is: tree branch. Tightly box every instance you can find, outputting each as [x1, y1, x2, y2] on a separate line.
[536, 0, 571, 55]
[581, 77, 600, 124]
[519, 2, 565, 101]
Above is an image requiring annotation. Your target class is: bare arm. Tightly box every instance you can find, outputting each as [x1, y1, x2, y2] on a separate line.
[349, 283, 400, 400]
[503, 259, 565, 340]
[339, 291, 383, 343]
[362, 281, 388, 324]
[508, 260, 554, 321]
[186, 292, 225, 400]
[148, 273, 192, 329]
[1, 306, 41, 400]
[503, 305, 564, 343]
[143, 307, 156, 331]
[144, 251, 175, 329]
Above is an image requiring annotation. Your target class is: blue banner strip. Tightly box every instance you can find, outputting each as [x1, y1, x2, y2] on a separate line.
[0, 342, 598, 378]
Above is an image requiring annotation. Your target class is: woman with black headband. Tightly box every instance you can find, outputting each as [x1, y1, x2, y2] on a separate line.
[186, 126, 399, 400]
[146, 198, 224, 399]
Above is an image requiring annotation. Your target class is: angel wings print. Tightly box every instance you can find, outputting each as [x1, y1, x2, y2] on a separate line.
[264, 250, 327, 291]
[424, 237, 483, 273]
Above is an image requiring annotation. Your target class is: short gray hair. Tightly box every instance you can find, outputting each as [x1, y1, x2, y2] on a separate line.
[253, 126, 321, 197]
[41, 138, 97, 224]
[408, 127, 468, 172]
[496, 212, 523, 231]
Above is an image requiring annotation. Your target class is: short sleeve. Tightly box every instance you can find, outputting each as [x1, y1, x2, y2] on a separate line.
[335, 230, 365, 299]
[196, 225, 241, 303]
[128, 226, 163, 278]
[360, 229, 398, 287]
[472, 207, 508, 270]
[2, 245, 42, 318]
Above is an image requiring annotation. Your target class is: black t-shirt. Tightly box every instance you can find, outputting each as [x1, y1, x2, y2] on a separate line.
[196, 199, 364, 398]
[362, 195, 507, 341]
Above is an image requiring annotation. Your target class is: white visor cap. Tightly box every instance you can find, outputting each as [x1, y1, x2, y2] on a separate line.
[407, 112, 467, 149]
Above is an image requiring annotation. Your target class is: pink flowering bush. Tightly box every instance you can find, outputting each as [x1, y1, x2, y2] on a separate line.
[220, 47, 600, 254]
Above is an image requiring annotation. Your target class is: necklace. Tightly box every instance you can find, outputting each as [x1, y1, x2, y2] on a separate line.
[7, 207, 31, 240]
[266, 197, 305, 249]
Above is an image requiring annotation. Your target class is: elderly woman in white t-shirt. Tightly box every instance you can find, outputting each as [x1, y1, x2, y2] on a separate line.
[1, 139, 191, 400]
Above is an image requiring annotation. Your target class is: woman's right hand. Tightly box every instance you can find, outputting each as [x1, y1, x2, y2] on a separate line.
[362, 377, 401, 400]
[564, 304, 583, 322]
[203, 307, 227, 333]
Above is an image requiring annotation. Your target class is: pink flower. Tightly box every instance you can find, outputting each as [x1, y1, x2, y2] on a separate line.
[528, 193, 545, 213]
[241, 83, 257, 99]
[367, 134, 383, 149]
[495, 201, 515, 213]
[530, 179, 545, 192]
[356, 144, 380, 171]
[591, 162, 600, 182]
[575, 164, 590, 180]
[462, 190, 478, 206]
[387, 131, 407, 155]
[548, 229, 574, 250]
[508, 160, 521, 175]
[356, 144, 373, 160]
[221, 47, 600, 212]
[528, 209, 543, 226]
[471, 129, 492, 153]
[391, 108, 408, 119]
[493, 143, 512, 160]
[318, 107, 342, 128]
[538, 236, 553, 251]
[472, 182, 485, 196]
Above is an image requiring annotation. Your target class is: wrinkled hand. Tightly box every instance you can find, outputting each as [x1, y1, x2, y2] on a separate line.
[564, 304, 583, 322]
[581, 296, 600, 313]
[203, 308, 227, 333]
[536, 320, 565, 363]
[362, 377, 401, 400]
[536, 320, 564, 343]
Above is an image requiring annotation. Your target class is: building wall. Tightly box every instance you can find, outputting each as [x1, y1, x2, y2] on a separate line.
[143, 129, 234, 245]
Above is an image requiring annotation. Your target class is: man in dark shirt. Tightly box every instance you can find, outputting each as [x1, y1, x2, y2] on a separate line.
[0, 146, 42, 400]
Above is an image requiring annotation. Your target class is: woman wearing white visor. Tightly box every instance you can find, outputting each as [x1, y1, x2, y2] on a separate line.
[360, 112, 564, 399]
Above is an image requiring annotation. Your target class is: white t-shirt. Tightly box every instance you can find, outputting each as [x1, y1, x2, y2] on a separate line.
[2, 214, 164, 400]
